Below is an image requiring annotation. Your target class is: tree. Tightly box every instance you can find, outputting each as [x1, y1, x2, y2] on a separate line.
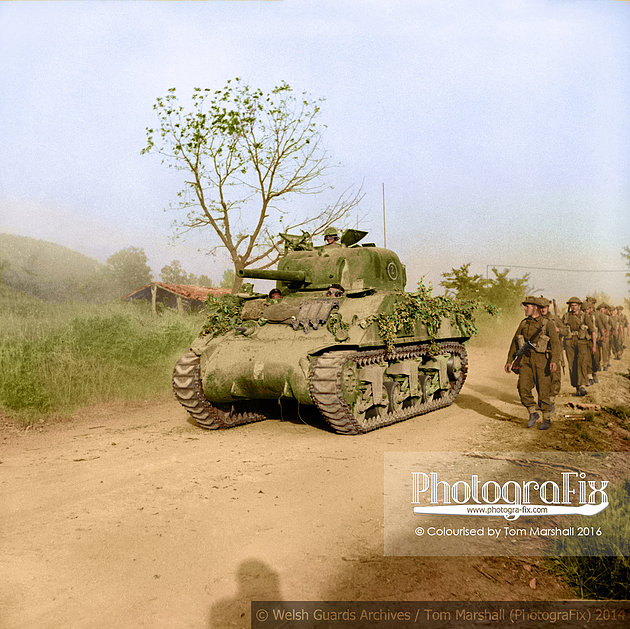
[440, 264, 488, 301]
[220, 269, 235, 289]
[485, 268, 529, 311]
[106, 247, 153, 295]
[160, 260, 194, 285]
[441, 264, 528, 314]
[143, 79, 362, 292]
[196, 274, 214, 287]
[160, 260, 214, 286]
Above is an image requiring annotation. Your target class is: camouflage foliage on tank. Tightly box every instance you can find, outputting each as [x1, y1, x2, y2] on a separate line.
[173, 229, 487, 434]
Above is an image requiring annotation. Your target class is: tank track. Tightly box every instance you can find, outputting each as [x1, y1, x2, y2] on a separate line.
[309, 342, 468, 435]
[172, 351, 266, 430]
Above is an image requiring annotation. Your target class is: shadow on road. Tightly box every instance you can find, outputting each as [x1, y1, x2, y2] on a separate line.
[455, 392, 522, 425]
[207, 558, 283, 628]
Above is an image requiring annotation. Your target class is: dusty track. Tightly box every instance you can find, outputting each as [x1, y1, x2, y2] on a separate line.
[4, 344, 628, 628]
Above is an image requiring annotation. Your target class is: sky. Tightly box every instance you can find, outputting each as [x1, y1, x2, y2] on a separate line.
[1, 0, 629, 300]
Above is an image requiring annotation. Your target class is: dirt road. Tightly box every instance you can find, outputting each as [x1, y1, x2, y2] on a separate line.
[4, 344, 627, 628]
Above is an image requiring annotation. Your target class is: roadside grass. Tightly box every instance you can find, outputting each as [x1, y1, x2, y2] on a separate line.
[547, 481, 630, 599]
[0, 286, 203, 424]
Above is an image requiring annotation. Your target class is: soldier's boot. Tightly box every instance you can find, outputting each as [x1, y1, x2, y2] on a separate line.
[587, 374, 594, 386]
[527, 409, 541, 428]
[539, 415, 552, 430]
[593, 375, 599, 384]
[578, 385, 587, 396]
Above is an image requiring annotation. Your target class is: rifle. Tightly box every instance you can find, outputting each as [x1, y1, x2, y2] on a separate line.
[553, 299, 558, 317]
[510, 325, 544, 374]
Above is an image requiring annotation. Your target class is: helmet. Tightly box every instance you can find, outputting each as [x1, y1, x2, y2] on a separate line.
[566, 296, 582, 305]
[522, 296, 538, 306]
[323, 227, 339, 240]
[537, 296, 551, 308]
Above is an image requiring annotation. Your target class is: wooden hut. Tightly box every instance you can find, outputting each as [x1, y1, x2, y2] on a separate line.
[123, 282, 230, 314]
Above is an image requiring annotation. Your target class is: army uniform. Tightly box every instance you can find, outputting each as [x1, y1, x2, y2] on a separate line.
[618, 308, 629, 356]
[506, 297, 561, 430]
[538, 297, 566, 402]
[582, 298, 598, 385]
[563, 297, 597, 395]
[596, 304, 611, 370]
[610, 308, 622, 360]
[590, 299, 607, 377]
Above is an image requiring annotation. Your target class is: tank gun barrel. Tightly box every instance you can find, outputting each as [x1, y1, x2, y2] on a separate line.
[238, 268, 307, 283]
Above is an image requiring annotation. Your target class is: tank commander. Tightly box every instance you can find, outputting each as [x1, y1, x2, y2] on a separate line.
[323, 227, 341, 246]
[268, 288, 283, 300]
[326, 283, 345, 298]
[505, 296, 560, 430]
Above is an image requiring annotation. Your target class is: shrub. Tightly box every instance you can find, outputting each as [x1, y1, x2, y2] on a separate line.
[548, 481, 630, 599]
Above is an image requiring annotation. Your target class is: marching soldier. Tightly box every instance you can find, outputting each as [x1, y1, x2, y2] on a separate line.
[582, 297, 598, 385]
[539, 297, 565, 407]
[610, 306, 623, 360]
[563, 297, 597, 395]
[617, 305, 629, 356]
[596, 303, 612, 370]
[505, 296, 561, 430]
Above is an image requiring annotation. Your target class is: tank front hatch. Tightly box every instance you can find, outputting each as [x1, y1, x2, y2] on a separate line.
[276, 245, 407, 293]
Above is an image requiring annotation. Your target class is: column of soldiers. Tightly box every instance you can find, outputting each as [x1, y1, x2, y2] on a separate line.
[506, 295, 629, 430]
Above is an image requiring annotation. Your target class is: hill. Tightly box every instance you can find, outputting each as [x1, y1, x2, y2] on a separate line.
[0, 233, 104, 302]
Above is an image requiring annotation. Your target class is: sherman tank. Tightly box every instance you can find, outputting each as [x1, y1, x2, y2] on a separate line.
[172, 229, 473, 434]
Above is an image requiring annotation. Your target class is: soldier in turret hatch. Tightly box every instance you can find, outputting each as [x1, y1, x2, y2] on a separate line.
[268, 288, 282, 300]
[326, 283, 345, 297]
[323, 227, 341, 246]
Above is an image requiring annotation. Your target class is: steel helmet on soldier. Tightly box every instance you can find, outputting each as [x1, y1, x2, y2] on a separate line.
[566, 296, 582, 305]
[522, 296, 538, 306]
[323, 227, 339, 241]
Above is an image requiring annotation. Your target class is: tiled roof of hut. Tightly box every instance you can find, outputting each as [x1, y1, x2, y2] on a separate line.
[123, 282, 231, 301]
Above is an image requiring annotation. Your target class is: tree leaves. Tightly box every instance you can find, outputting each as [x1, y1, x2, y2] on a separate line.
[143, 79, 360, 292]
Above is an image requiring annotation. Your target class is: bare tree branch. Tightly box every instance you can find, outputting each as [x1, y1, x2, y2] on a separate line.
[143, 80, 362, 292]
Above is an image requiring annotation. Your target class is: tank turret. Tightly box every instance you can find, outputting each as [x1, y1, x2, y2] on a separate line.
[239, 229, 406, 293]
[172, 229, 473, 435]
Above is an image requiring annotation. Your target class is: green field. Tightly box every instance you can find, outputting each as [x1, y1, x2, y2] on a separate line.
[0, 285, 203, 424]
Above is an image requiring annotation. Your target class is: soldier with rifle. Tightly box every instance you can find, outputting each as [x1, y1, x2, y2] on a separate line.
[596, 302, 611, 371]
[616, 305, 629, 357]
[505, 296, 561, 430]
[562, 297, 597, 396]
[539, 296, 565, 408]
[582, 297, 598, 385]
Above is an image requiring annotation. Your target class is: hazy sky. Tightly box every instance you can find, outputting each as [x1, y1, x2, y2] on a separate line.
[1, 0, 629, 299]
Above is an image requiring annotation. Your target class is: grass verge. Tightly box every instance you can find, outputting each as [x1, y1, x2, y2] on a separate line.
[547, 481, 630, 599]
[0, 287, 203, 425]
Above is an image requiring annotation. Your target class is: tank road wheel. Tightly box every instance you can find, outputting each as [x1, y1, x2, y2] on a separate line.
[309, 342, 468, 435]
[172, 351, 266, 430]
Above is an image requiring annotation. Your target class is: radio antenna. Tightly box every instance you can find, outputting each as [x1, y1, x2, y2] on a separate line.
[382, 182, 387, 248]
